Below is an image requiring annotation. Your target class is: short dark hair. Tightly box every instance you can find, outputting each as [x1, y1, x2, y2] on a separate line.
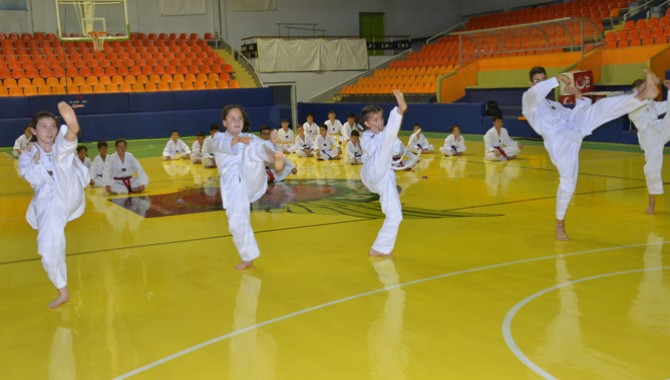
[529, 66, 547, 81]
[493, 115, 504, 122]
[97, 140, 108, 149]
[195, 131, 205, 137]
[347, 112, 356, 119]
[351, 130, 360, 137]
[632, 79, 644, 90]
[171, 130, 179, 135]
[115, 138, 127, 147]
[360, 105, 384, 129]
[319, 124, 327, 130]
[76, 144, 87, 153]
[280, 118, 289, 123]
[210, 123, 221, 131]
[450, 124, 460, 132]
[259, 125, 272, 133]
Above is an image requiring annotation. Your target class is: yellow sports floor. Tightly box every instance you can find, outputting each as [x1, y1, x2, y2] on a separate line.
[1, 136, 670, 379]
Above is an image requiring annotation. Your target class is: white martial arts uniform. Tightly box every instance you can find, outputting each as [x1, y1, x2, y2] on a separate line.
[212, 131, 273, 262]
[294, 134, 314, 157]
[392, 139, 417, 169]
[439, 134, 467, 156]
[19, 125, 89, 289]
[277, 128, 296, 153]
[202, 135, 216, 167]
[409, 134, 434, 153]
[629, 90, 670, 195]
[162, 139, 191, 159]
[325, 118, 343, 142]
[345, 140, 363, 164]
[314, 133, 340, 159]
[341, 121, 363, 143]
[13, 133, 31, 158]
[361, 107, 404, 254]
[89, 154, 107, 187]
[522, 76, 646, 219]
[302, 122, 319, 140]
[483, 127, 521, 161]
[103, 152, 150, 194]
[191, 140, 209, 164]
[79, 156, 91, 170]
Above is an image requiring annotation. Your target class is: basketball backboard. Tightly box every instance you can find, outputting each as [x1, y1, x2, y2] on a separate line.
[55, 0, 129, 41]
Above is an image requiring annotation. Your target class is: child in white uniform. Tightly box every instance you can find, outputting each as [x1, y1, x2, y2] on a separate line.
[629, 76, 670, 214]
[103, 139, 149, 194]
[89, 141, 108, 187]
[213, 105, 286, 270]
[522, 66, 655, 240]
[341, 113, 363, 145]
[202, 124, 219, 168]
[440, 124, 467, 156]
[260, 125, 297, 182]
[360, 90, 408, 256]
[19, 102, 89, 308]
[324, 110, 343, 143]
[13, 125, 32, 158]
[483, 116, 522, 161]
[277, 119, 296, 154]
[162, 131, 191, 160]
[302, 114, 319, 141]
[345, 130, 364, 165]
[314, 124, 342, 160]
[409, 124, 434, 154]
[294, 126, 314, 157]
[190, 131, 207, 164]
[76, 145, 92, 170]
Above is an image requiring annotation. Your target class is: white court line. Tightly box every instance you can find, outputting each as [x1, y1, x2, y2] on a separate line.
[113, 240, 670, 379]
[502, 266, 670, 380]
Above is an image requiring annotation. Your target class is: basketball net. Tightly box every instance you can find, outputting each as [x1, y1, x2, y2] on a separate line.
[89, 31, 107, 52]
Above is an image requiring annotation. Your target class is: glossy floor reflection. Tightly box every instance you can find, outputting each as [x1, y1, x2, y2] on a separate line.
[2, 138, 670, 379]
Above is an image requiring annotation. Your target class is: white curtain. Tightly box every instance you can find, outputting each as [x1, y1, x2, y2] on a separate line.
[233, 0, 276, 11]
[159, 0, 206, 16]
[257, 38, 368, 72]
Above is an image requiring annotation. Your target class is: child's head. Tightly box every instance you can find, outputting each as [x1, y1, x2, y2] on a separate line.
[529, 66, 547, 86]
[632, 78, 644, 92]
[281, 119, 289, 130]
[115, 138, 127, 154]
[76, 145, 88, 160]
[413, 124, 422, 133]
[297, 126, 305, 136]
[24, 125, 32, 137]
[97, 140, 108, 156]
[306, 113, 314, 123]
[493, 115, 504, 129]
[210, 123, 221, 135]
[259, 125, 272, 140]
[195, 131, 205, 145]
[360, 105, 384, 133]
[328, 111, 336, 120]
[319, 124, 328, 137]
[170, 131, 180, 141]
[350, 129, 360, 144]
[221, 104, 251, 135]
[30, 111, 59, 147]
[347, 113, 356, 124]
[450, 124, 461, 135]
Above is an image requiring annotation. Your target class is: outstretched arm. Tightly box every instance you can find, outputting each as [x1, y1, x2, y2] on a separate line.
[58, 102, 79, 142]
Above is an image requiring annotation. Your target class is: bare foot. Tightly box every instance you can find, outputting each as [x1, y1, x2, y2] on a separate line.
[369, 248, 392, 257]
[555, 220, 569, 241]
[234, 260, 254, 271]
[48, 288, 70, 309]
[646, 195, 656, 215]
[638, 70, 660, 99]
[273, 151, 286, 172]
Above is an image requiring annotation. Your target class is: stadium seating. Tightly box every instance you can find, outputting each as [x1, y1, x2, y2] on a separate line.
[1, 32, 238, 96]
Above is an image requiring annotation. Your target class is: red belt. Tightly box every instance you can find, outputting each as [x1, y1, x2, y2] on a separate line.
[114, 176, 133, 192]
[494, 146, 509, 160]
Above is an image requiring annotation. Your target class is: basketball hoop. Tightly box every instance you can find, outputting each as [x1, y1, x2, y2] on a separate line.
[89, 31, 107, 51]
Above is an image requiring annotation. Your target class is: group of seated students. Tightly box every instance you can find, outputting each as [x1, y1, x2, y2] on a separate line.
[11, 112, 523, 194]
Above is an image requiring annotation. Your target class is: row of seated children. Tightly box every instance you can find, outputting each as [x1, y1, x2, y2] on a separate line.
[76, 139, 149, 194]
